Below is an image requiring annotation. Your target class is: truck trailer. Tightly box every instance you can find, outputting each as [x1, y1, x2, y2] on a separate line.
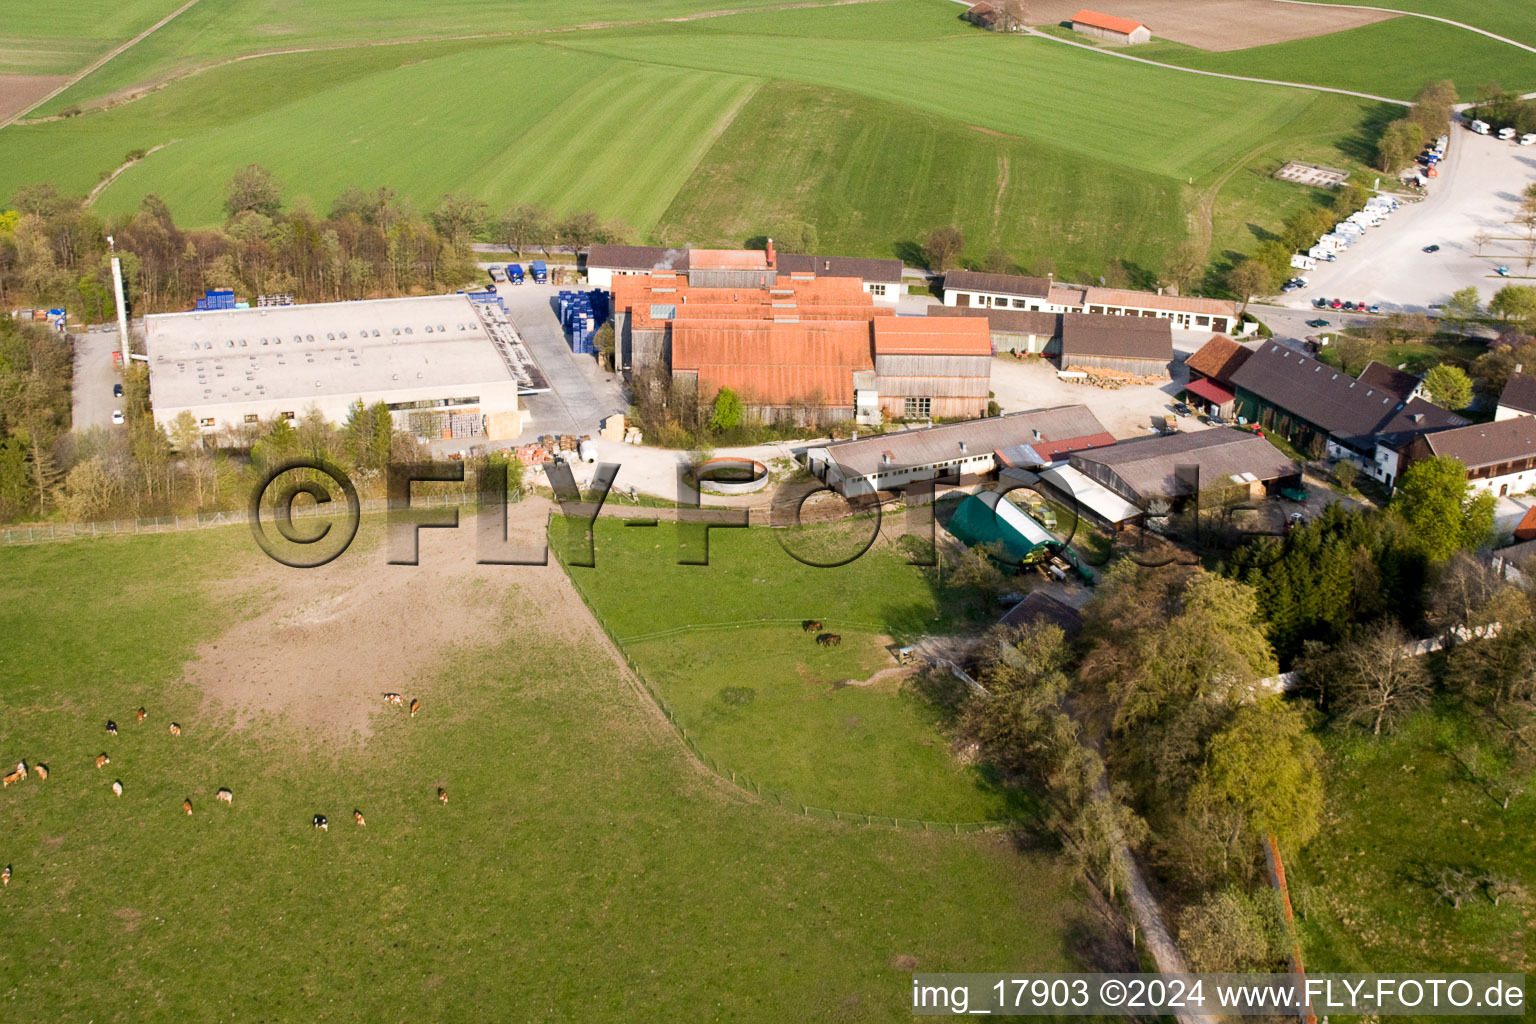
[530, 260, 548, 283]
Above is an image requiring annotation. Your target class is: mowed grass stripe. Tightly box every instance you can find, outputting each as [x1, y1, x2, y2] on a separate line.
[557, 28, 1327, 182]
[93, 45, 756, 228]
[0, 0, 189, 76]
[1302, 0, 1536, 49]
[470, 60, 762, 234]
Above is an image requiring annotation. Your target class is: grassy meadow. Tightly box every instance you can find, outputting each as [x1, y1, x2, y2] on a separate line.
[555, 517, 1010, 822]
[1290, 712, 1535, 983]
[0, 520, 1091, 1021]
[0, 0, 185, 77]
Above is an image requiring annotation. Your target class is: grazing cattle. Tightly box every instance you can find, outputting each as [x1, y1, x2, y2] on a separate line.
[136, 707, 147, 724]
[33, 764, 47, 783]
[14, 760, 26, 780]
[802, 620, 822, 632]
[383, 693, 403, 706]
[816, 633, 842, 647]
[313, 814, 328, 831]
[95, 754, 110, 769]
[353, 810, 366, 827]
[169, 723, 181, 736]
[182, 798, 193, 815]
[1, 769, 20, 788]
[437, 787, 448, 805]
[216, 788, 232, 805]
[106, 720, 117, 736]
[409, 698, 420, 718]
[112, 780, 123, 798]
[2, 865, 9, 887]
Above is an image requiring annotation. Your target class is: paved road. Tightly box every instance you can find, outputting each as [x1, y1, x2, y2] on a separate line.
[1251, 303, 1375, 345]
[71, 327, 125, 433]
[489, 281, 626, 442]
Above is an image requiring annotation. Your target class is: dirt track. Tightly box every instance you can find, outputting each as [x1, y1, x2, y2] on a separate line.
[0, 74, 66, 122]
[185, 500, 594, 742]
[1026, 0, 1394, 50]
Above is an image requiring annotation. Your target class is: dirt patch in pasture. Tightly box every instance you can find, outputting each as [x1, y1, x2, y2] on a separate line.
[0, 74, 66, 121]
[1027, 0, 1395, 51]
[969, 125, 1021, 139]
[184, 500, 596, 742]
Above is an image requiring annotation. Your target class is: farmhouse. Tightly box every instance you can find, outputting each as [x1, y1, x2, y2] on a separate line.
[941, 271, 1239, 333]
[805, 404, 1113, 498]
[1058, 313, 1172, 376]
[963, 2, 1000, 30]
[1068, 427, 1301, 506]
[586, 242, 901, 304]
[1069, 9, 1152, 45]
[1181, 334, 1252, 417]
[1495, 370, 1536, 421]
[1225, 342, 1465, 486]
[1356, 360, 1424, 403]
[1403, 416, 1536, 497]
[143, 294, 539, 442]
[925, 305, 1062, 355]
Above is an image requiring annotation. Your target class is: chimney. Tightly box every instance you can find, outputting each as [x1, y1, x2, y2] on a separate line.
[959, 441, 967, 454]
[766, 237, 775, 267]
[1157, 286, 1164, 296]
[824, 260, 830, 272]
[882, 452, 892, 466]
[1032, 428, 1042, 441]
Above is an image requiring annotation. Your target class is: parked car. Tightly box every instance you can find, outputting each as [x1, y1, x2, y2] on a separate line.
[1368, 304, 1381, 314]
[1173, 402, 1192, 417]
[1313, 297, 1328, 308]
[1330, 299, 1343, 309]
[111, 409, 124, 425]
[1423, 244, 1440, 253]
[1497, 266, 1511, 277]
[112, 383, 123, 398]
[1343, 301, 1356, 310]
[1307, 318, 1330, 328]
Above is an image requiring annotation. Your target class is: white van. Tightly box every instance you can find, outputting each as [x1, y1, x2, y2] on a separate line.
[1470, 119, 1491, 135]
[1498, 127, 1517, 141]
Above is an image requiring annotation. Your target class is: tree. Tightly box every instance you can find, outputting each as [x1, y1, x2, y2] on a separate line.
[1422, 363, 1473, 410]
[767, 220, 817, 254]
[223, 164, 283, 218]
[1443, 286, 1483, 327]
[1409, 79, 1458, 137]
[1162, 239, 1205, 292]
[1226, 259, 1274, 314]
[1490, 285, 1536, 330]
[946, 540, 1008, 609]
[709, 387, 743, 434]
[1322, 620, 1432, 735]
[1332, 333, 1377, 377]
[498, 203, 550, 256]
[1333, 459, 1359, 491]
[1206, 697, 1325, 847]
[557, 211, 601, 253]
[1392, 455, 1494, 561]
[1375, 118, 1424, 173]
[923, 225, 964, 272]
[995, 0, 1030, 31]
[430, 193, 489, 251]
[1177, 888, 1283, 972]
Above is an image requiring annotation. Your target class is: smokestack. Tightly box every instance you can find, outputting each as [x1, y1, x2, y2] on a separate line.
[765, 237, 775, 267]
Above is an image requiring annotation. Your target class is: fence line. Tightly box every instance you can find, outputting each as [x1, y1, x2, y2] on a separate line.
[557, 541, 1009, 835]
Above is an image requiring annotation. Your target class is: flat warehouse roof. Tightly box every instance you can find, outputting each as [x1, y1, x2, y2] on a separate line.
[145, 294, 524, 410]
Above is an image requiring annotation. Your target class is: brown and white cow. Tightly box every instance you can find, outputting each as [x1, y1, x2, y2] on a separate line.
[182, 798, 193, 816]
[169, 723, 182, 736]
[112, 780, 123, 798]
[383, 693, 403, 706]
[94, 753, 110, 769]
[437, 787, 448, 805]
[409, 698, 420, 718]
[106, 720, 117, 736]
[313, 814, 328, 831]
[1, 769, 20, 788]
[33, 764, 47, 783]
[136, 707, 147, 724]
[2, 865, 9, 887]
[353, 810, 366, 827]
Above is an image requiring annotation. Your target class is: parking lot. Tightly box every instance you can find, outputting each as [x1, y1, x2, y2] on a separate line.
[71, 326, 125, 434]
[480, 273, 627, 443]
[1282, 126, 1536, 313]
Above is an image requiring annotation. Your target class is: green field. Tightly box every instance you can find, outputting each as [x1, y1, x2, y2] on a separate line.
[1306, 0, 1536, 49]
[1135, 16, 1536, 100]
[0, 520, 1090, 1020]
[0, 0, 185, 76]
[1290, 713, 1535, 980]
[557, 517, 1008, 821]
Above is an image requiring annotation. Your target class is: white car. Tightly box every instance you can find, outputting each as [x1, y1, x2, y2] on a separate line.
[111, 409, 124, 425]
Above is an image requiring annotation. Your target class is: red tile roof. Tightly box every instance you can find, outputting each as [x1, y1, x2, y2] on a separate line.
[687, 249, 769, 270]
[1184, 377, 1236, 406]
[672, 320, 874, 407]
[1070, 9, 1147, 35]
[1185, 335, 1252, 384]
[872, 317, 991, 356]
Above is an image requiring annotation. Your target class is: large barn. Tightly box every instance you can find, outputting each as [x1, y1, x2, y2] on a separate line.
[1069, 8, 1152, 44]
[1058, 313, 1172, 376]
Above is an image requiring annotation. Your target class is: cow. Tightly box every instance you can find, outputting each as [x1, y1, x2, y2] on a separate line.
[106, 720, 117, 735]
[816, 633, 842, 647]
[33, 764, 47, 783]
[182, 798, 193, 816]
[169, 723, 181, 737]
[313, 814, 328, 831]
[437, 787, 448, 805]
[383, 693, 403, 706]
[2, 865, 9, 887]
[802, 620, 822, 632]
[353, 810, 366, 827]
[14, 760, 25, 780]
[135, 707, 147, 724]
[216, 788, 233, 805]
[95, 753, 110, 769]
[1, 769, 20, 788]
[112, 780, 123, 798]
[409, 698, 420, 718]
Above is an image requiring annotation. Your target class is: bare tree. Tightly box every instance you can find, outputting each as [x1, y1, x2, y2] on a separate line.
[1330, 621, 1433, 736]
[924, 225, 964, 273]
[996, 0, 1030, 31]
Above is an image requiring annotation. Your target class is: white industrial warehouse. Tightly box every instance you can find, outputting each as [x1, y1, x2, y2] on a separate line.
[144, 294, 548, 442]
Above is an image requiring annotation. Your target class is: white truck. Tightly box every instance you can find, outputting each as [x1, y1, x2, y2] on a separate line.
[1470, 119, 1491, 135]
[1291, 253, 1317, 271]
[1498, 127, 1518, 141]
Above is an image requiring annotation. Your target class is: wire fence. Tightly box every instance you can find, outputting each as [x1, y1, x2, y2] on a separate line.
[557, 542, 1011, 835]
[0, 492, 480, 547]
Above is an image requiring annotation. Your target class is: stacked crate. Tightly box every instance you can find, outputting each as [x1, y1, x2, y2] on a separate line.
[557, 290, 609, 355]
